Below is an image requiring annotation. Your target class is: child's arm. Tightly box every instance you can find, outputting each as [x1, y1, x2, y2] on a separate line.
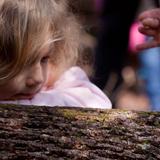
[136, 8, 160, 50]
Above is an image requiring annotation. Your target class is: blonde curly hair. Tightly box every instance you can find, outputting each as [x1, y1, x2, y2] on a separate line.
[0, 0, 82, 85]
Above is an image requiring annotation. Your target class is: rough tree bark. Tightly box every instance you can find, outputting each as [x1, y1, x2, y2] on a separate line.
[0, 104, 160, 160]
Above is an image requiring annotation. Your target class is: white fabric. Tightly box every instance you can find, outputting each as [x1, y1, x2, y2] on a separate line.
[0, 67, 112, 109]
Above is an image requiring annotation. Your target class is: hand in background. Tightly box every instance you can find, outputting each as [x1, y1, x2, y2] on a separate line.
[136, 8, 160, 50]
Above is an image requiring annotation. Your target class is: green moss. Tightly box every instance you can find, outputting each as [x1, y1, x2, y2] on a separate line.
[59, 109, 86, 119]
[138, 111, 159, 117]
[137, 141, 151, 150]
[58, 108, 113, 123]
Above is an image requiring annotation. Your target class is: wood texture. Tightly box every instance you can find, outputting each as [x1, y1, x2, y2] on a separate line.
[0, 104, 160, 160]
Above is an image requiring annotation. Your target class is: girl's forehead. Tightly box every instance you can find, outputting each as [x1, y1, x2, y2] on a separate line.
[26, 31, 53, 54]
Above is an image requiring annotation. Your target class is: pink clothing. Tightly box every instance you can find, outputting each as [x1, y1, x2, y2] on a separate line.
[128, 22, 145, 53]
[0, 67, 112, 109]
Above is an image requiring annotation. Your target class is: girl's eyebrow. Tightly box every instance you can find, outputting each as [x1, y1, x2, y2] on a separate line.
[43, 50, 52, 59]
[26, 47, 52, 66]
[39, 36, 62, 55]
[41, 43, 54, 56]
[41, 36, 62, 50]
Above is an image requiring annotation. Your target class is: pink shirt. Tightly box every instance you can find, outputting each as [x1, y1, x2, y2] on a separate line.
[1, 67, 112, 109]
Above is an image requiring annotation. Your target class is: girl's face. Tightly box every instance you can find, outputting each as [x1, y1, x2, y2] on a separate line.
[0, 46, 52, 100]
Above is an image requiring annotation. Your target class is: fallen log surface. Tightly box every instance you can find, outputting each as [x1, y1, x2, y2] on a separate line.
[0, 104, 160, 160]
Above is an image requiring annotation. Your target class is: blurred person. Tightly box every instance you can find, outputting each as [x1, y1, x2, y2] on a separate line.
[92, 0, 140, 104]
[137, 7, 160, 111]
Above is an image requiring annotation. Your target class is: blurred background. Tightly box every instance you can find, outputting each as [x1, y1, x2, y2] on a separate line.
[68, 0, 160, 111]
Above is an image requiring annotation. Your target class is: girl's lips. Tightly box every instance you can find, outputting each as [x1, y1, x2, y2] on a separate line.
[14, 93, 36, 99]
[17, 89, 41, 99]
[8, 89, 41, 100]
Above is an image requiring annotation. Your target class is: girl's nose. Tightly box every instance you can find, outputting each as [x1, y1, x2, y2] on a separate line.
[26, 77, 43, 88]
[26, 65, 44, 88]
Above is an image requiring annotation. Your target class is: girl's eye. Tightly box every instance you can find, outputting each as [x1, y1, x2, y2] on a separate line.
[41, 56, 50, 63]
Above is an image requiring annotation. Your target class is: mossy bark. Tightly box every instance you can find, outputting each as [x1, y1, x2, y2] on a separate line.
[0, 104, 160, 160]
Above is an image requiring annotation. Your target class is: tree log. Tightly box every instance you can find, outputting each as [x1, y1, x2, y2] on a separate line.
[0, 104, 160, 160]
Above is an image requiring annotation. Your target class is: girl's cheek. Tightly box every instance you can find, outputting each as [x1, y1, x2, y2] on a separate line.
[44, 71, 55, 89]
[42, 63, 53, 89]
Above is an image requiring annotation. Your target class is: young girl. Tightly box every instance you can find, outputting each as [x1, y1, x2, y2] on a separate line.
[0, 0, 111, 109]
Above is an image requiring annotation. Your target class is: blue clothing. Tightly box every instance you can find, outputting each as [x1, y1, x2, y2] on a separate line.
[139, 47, 160, 111]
